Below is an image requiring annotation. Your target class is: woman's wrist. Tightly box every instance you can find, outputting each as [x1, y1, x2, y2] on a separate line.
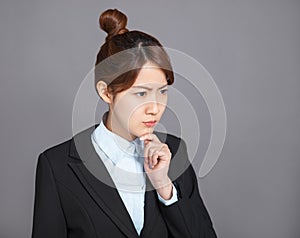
[155, 178, 173, 200]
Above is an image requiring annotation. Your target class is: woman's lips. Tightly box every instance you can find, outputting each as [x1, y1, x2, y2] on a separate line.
[143, 121, 157, 127]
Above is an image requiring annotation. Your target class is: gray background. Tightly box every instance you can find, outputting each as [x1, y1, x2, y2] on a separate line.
[1, 0, 300, 237]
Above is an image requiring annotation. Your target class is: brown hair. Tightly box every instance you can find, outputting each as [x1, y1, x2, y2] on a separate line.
[94, 9, 174, 96]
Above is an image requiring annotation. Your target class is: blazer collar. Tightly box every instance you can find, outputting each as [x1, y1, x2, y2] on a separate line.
[68, 124, 161, 238]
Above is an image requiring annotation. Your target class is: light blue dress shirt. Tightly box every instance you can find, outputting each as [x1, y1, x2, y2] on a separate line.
[90, 118, 178, 235]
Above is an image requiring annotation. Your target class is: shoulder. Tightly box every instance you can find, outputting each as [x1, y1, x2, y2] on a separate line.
[37, 124, 97, 170]
[41, 139, 71, 159]
[36, 138, 73, 178]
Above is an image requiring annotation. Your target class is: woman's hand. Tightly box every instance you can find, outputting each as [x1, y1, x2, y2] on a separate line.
[140, 133, 173, 200]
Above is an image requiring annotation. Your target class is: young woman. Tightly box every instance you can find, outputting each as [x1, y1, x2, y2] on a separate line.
[32, 9, 217, 238]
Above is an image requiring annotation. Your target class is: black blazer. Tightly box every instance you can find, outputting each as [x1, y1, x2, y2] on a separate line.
[31, 124, 217, 238]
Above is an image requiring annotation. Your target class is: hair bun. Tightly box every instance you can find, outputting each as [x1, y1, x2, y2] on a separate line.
[99, 9, 129, 42]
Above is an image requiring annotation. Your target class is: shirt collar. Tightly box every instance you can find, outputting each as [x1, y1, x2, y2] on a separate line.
[92, 112, 144, 165]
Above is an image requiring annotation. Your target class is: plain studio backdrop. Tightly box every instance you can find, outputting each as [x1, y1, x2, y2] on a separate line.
[1, 0, 300, 237]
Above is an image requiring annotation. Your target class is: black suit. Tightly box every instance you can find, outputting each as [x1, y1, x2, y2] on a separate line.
[31, 124, 217, 238]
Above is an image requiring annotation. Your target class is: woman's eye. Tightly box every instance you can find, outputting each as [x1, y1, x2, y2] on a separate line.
[135, 92, 146, 97]
[160, 89, 168, 95]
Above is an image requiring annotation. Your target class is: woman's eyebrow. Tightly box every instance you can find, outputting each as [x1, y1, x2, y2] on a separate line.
[131, 84, 168, 90]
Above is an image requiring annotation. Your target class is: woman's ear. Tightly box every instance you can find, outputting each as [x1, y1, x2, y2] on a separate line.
[96, 81, 113, 103]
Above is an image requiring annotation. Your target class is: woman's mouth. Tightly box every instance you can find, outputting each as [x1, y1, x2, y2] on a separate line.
[143, 120, 157, 127]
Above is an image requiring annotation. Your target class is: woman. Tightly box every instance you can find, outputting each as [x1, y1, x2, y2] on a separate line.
[32, 9, 217, 238]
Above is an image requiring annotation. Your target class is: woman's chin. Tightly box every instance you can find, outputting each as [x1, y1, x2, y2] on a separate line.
[134, 128, 155, 138]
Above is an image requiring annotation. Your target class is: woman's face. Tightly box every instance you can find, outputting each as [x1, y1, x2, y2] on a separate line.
[107, 62, 168, 141]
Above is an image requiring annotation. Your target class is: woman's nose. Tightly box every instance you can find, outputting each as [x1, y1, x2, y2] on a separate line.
[145, 100, 160, 115]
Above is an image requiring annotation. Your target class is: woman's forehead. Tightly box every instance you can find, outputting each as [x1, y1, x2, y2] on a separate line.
[133, 63, 167, 86]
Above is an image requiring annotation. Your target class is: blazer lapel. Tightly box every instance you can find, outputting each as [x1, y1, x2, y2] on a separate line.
[139, 180, 161, 238]
[68, 125, 139, 238]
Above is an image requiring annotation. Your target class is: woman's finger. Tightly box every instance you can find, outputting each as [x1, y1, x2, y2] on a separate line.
[144, 147, 159, 169]
[151, 151, 159, 167]
[147, 148, 157, 168]
[139, 133, 160, 143]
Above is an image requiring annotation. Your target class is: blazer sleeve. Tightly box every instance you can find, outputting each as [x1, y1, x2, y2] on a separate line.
[31, 152, 67, 238]
[158, 140, 218, 238]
